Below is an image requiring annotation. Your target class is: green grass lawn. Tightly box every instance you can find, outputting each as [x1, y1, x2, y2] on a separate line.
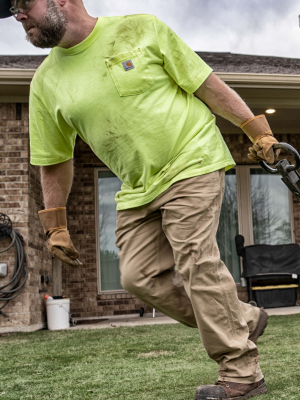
[0, 314, 300, 400]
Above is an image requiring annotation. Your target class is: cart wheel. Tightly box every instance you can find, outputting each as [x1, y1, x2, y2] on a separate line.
[140, 307, 145, 317]
[248, 300, 257, 307]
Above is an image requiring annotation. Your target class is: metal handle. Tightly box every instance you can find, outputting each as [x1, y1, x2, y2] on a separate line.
[259, 143, 300, 174]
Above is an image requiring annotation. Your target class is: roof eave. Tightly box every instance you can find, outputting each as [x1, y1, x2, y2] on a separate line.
[216, 72, 300, 89]
[0, 69, 300, 90]
[0, 68, 36, 85]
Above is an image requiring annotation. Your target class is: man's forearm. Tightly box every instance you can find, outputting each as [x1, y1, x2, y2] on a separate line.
[195, 72, 279, 164]
[40, 159, 74, 209]
[194, 72, 254, 127]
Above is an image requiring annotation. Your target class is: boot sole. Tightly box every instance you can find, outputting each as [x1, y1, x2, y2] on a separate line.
[227, 382, 268, 400]
[195, 381, 268, 400]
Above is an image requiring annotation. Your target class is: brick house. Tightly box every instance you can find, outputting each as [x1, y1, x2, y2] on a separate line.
[1, 52, 300, 333]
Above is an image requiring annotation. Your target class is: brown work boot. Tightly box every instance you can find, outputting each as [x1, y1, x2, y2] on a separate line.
[249, 309, 269, 344]
[194, 378, 268, 399]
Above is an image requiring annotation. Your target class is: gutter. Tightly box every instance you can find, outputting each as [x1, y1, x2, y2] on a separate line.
[0, 68, 35, 85]
[0, 69, 300, 90]
[216, 72, 300, 90]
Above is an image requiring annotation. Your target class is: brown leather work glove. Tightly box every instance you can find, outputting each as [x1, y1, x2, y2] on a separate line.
[241, 115, 280, 164]
[39, 207, 82, 267]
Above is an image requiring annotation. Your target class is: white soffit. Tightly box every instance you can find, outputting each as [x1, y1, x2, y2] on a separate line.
[0, 69, 300, 88]
[216, 72, 300, 90]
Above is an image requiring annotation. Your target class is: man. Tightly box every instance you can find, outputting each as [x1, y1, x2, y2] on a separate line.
[1, 0, 277, 398]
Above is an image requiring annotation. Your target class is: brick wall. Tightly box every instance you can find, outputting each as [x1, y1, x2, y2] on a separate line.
[65, 137, 144, 318]
[1, 103, 300, 328]
[28, 159, 53, 325]
[66, 133, 300, 319]
[0, 103, 52, 332]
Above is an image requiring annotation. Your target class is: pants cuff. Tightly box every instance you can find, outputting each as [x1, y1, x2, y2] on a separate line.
[218, 370, 264, 384]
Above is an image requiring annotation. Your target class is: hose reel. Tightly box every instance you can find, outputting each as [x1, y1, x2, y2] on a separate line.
[0, 214, 28, 317]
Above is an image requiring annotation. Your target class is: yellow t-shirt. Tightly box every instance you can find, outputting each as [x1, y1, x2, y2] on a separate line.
[29, 14, 235, 210]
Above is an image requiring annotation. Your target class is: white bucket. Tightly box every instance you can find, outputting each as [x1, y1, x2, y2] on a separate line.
[46, 299, 70, 331]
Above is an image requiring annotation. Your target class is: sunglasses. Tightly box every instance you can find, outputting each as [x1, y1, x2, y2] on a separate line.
[10, 0, 38, 19]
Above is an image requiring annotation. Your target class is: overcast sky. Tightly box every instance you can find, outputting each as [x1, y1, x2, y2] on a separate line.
[1, 0, 299, 58]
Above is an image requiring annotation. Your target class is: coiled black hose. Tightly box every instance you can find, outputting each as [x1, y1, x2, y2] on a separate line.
[0, 214, 28, 316]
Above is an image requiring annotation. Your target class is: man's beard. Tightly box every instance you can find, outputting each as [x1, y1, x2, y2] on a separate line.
[24, 0, 68, 48]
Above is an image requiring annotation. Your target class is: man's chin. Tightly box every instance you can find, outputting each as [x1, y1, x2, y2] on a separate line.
[24, 23, 65, 48]
[25, 32, 52, 49]
[26, 36, 47, 49]
[26, 34, 37, 46]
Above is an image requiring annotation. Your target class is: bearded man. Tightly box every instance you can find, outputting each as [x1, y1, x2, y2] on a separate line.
[1, 1, 276, 398]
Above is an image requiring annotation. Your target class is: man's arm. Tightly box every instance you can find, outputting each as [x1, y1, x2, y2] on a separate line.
[194, 72, 279, 164]
[39, 159, 82, 267]
[194, 72, 254, 126]
[40, 159, 74, 209]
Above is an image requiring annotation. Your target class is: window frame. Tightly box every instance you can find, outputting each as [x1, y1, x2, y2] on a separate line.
[94, 167, 127, 294]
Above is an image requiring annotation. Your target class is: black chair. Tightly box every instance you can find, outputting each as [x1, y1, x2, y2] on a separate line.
[235, 235, 300, 308]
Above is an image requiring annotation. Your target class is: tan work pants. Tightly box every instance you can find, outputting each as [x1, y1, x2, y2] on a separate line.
[115, 170, 263, 383]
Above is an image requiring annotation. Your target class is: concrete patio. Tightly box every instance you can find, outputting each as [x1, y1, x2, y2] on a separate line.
[71, 305, 300, 331]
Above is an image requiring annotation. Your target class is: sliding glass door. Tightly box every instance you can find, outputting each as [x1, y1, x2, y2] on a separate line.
[216, 167, 293, 283]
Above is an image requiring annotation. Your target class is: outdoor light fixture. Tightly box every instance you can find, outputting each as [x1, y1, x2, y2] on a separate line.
[265, 109, 276, 114]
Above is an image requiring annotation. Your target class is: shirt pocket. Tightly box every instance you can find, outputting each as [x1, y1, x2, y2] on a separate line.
[106, 48, 154, 97]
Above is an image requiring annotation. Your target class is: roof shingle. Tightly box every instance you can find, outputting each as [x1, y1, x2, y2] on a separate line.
[0, 52, 300, 75]
[197, 52, 300, 75]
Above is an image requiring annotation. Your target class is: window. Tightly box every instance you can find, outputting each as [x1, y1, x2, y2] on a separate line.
[216, 170, 240, 282]
[96, 167, 294, 291]
[216, 167, 294, 283]
[250, 169, 292, 245]
[96, 170, 122, 292]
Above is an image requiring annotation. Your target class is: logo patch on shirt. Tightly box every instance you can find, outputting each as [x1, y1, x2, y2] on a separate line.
[122, 60, 135, 71]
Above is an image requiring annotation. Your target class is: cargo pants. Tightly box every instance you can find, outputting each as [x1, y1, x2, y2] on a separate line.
[115, 169, 263, 383]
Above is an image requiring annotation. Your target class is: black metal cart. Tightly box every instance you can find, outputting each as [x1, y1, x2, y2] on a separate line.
[236, 235, 300, 308]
